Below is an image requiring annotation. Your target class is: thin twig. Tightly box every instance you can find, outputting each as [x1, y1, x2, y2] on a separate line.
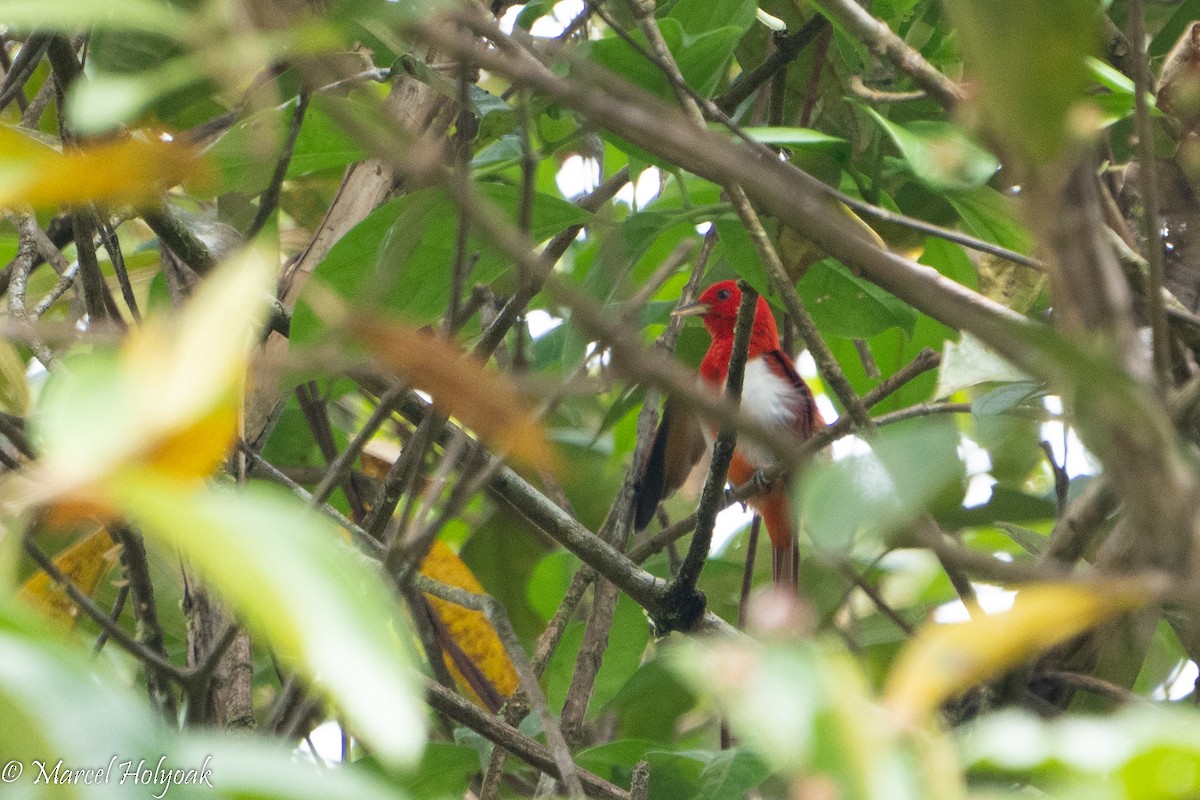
[848, 75, 927, 104]
[0, 33, 49, 113]
[654, 283, 757, 634]
[296, 382, 366, 520]
[96, 217, 140, 322]
[412, 574, 587, 799]
[808, 0, 963, 109]
[91, 583, 129, 658]
[33, 261, 80, 319]
[424, 678, 630, 800]
[247, 91, 310, 240]
[25, 537, 184, 681]
[70, 210, 121, 326]
[1035, 669, 1142, 705]
[142, 206, 218, 275]
[10, 218, 56, 365]
[309, 380, 407, 509]
[716, 17, 829, 114]
[240, 441, 385, 556]
[108, 523, 178, 717]
[1127, 0, 1171, 386]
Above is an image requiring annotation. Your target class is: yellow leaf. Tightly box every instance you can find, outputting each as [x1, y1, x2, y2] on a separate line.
[420, 540, 519, 710]
[0, 126, 208, 210]
[139, 397, 240, 480]
[328, 305, 555, 472]
[883, 581, 1157, 726]
[19, 528, 119, 628]
[121, 246, 272, 442]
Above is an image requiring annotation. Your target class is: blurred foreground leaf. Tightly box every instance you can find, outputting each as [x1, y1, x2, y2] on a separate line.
[671, 635, 963, 799]
[0, 0, 186, 35]
[963, 706, 1200, 800]
[885, 581, 1158, 726]
[943, 0, 1099, 165]
[0, 600, 412, 799]
[864, 109, 999, 193]
[23, 246, 274, 509]
[0, 126, 207, 210]
[108, 472, 426, 767]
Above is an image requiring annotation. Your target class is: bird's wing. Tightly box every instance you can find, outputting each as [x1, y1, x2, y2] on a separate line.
[633, 395, 707, 530]
[762, 349, 823, 439]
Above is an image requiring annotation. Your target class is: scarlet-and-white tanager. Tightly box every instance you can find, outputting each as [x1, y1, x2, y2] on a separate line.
[635, 280, 824, 587]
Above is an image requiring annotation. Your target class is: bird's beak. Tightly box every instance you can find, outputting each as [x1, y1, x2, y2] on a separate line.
[671, 300, 710, 318]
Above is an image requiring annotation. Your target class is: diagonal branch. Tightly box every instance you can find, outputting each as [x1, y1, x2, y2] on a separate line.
[806, 0, 964, 110]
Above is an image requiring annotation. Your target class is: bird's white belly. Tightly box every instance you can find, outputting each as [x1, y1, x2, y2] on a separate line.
[738, 358, 799, 428]
[705, 357, 798, 467]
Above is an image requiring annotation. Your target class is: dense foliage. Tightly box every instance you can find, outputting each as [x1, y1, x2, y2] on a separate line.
[4, 0, 1200, 798]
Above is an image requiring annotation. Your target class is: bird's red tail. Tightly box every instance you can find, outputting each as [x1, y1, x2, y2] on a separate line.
[755, 491, 797, 590]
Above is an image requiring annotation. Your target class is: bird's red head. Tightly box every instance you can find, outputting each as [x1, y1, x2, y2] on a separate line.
[676, 280, 781, 347]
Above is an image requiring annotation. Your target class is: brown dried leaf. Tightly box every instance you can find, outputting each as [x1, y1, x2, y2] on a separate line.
[349, 316, 557, 472]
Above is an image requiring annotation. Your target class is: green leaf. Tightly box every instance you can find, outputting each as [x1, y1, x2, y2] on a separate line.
[607, 660, 698, 742]
[589, 19, 745, 161]
[461, 512, 550, 641]
[1150, 0, 1200, 60]
[576, 738, 658, 787]
[872, 0, 920, 26]
[674, 26, 747, 98]
[671, 638, 824, 772]
[0, 340, 29, 415]
[516, 1, 552, 30]
[696, 748, 770, 800]
[291, 184, 589, 341]
[963, 705, 1200, 800]
[938, 486, 1057, 528]
[864, 108, 999, 193]
[205, 99, 367, 194]
[108, 474, 426, 767]
[801, 418, 965, 552]
[0, 602, 411, 800]
[0, 0, 187, 35]
[0, 603, 163, 776]
[972, 381, 1045, 416]
[797, 259, 918, 339]
[66, 58, 201, 134]
[176, 737, 415, 800]
[526, 550, 580, 622]
[642, 749, 709, 800]
[545, 593, 651, 717]
[947, 187, 1034, 254]
[666, 0, 756, 37]
[389, 741, 479, 796]
[937, 332, 1033, 398]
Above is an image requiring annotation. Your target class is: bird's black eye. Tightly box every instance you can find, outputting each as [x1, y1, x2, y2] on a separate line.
[716, 289, 731, 300]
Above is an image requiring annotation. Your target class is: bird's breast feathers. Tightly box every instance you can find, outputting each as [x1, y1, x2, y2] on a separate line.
[702, 354, 809, 468]
[738, 356, 804, 429]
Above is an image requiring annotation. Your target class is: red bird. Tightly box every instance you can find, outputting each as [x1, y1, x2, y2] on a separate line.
[635, 280, 824, 587]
